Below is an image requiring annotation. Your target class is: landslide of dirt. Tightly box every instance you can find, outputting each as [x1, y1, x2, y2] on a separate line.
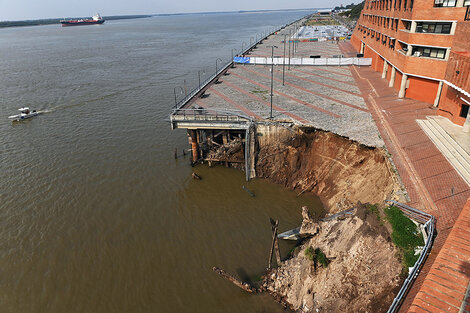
[256, 130, 399, 213]
[264, 204, 403, 313]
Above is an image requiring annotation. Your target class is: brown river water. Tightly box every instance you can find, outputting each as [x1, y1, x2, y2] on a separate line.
[0, 12, 323, 313]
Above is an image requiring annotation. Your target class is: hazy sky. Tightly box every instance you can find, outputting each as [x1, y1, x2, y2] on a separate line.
[0, 0, 355, 21]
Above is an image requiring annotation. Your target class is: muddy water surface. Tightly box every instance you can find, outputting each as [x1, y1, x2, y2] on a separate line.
[0, 12, 322, 313]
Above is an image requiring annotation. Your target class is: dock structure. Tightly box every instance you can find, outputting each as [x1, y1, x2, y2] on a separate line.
[170, 16, 380, 180]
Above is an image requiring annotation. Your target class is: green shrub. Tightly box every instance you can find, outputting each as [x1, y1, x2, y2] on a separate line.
[304, 246, 315, 261]
[315, 248, 330, 268]
[304, 246, 329, 268]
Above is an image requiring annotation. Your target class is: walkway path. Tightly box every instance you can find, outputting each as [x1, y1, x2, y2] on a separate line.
[339, 41, 470, 312]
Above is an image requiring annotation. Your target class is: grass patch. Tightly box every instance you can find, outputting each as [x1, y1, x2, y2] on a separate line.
[385, 206, 424, 270]
[368, 204, 381, 222]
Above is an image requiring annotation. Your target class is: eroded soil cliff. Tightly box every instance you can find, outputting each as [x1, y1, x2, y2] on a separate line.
[256, 130, 400, 213]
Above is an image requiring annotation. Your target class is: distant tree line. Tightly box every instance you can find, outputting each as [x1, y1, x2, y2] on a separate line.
[337, 1, 365, 20]
[334, 3, 358, 10]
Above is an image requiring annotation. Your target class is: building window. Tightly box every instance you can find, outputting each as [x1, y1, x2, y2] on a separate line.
[412, 46, 447, 59]
[403, 21, 411, 30]
[416, 22, 452, 34]
[460, 104, 469, 118]
[434, 0, 456, 7]
[399, 42, 409, 54]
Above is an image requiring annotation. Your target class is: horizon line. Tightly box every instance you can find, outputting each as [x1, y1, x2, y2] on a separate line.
[0, 7, 332, 23]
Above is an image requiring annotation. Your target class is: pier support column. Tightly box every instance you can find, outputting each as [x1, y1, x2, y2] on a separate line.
[398, 74, 408, 99]
[389, 67, 396, 88]
[190, 129, 198, 163]
[382, 61, 388, 79]
[434, 81, 444, 107]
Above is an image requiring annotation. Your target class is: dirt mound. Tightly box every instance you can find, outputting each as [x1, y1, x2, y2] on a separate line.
[264, 204, 402, 312]
[256, 130, 400, 213]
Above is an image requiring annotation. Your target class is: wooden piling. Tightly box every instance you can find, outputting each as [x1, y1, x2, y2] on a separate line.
[190, 129, 198, 163]
[268, 219, 279, 270]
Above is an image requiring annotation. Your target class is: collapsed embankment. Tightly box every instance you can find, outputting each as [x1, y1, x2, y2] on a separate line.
[206, 124, 401, 213]
[262, 204, 403, 313]
[256, 126, 400, 213]
[205, 124, 405, 312]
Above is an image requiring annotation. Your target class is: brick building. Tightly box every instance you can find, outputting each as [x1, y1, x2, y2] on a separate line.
[350, 0, 470, 129]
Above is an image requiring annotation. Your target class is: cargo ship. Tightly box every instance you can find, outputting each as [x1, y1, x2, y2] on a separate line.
[60, 13, 105, 26]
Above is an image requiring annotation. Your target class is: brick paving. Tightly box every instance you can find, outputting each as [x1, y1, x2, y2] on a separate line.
[409, 198, 470, 313]
[339, 41, 470, 312]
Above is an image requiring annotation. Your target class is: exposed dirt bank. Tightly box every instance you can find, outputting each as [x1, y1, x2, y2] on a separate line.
[263, 204, 403, 313]
[255, 129, 401, 213]
[203, 127, 405, 312]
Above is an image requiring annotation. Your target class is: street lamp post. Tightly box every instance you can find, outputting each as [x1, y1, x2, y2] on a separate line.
[283, 35, 287, 86]
[268, 45, 278, 119]
[288, 31, 291, 70]
[198, 69, 206, 89]
[173, 86, 184, 109]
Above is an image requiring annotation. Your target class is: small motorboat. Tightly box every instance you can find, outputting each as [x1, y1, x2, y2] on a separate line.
[8, 107, 40, 121]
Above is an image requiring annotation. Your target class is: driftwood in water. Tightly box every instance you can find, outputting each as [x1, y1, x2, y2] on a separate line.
[268, 218, 281, 269]
[205, 158, 244, 163]
[212, 267, 256, 293]
[242, 185, 255, 197]
[192, 173, 201, 180]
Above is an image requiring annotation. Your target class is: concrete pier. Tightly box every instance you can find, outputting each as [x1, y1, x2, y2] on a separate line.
[170, 16, 381, 179]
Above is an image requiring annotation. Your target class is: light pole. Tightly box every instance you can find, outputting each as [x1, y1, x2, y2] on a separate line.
[173, 86, 184, 109]
[198, 69, 206, 89]
[268, 45, 278, 119]
[288, 31, 291, 70]
[215, 58, 223, 74]
[231, 48, 238, 68]
[283, 35, 286, 86]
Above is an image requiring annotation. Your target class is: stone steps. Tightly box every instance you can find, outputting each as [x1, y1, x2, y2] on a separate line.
[417, 116, 470, 186]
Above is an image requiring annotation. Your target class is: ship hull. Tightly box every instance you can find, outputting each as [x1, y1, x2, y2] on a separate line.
[61, 20, 105, 27]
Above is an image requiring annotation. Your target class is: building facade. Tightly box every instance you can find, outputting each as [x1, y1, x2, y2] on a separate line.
[350, 0, 470, 128]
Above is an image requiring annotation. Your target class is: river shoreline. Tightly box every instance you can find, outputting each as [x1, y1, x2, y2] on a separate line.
[198, 124, 407, 312]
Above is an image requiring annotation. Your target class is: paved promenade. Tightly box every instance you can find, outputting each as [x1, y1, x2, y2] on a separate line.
[182, 24, 383, 147]
[339, 41, 470, 312]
